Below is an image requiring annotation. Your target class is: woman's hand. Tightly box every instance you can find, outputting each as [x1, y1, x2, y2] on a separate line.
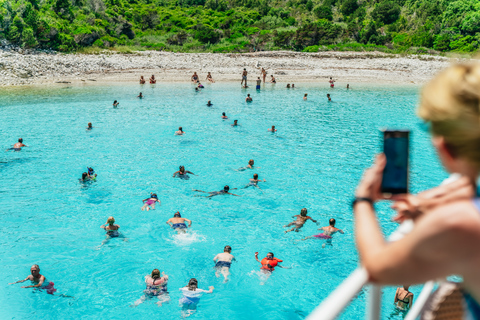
[355, 154, 386, 201]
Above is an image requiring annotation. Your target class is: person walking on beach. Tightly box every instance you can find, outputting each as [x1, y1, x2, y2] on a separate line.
[9, 264, 57, 295]
[261, 68, 267, 83]
[256, 77, 261, 90]
[241, 68, 248, 87]
[245, 94, 252, 102]
[166, 211, 192, 233]
[214, 245, 235, 282]
[284, 208, 317, 233]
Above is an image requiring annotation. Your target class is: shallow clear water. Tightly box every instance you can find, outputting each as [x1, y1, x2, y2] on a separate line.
[0, 82, 447, 319]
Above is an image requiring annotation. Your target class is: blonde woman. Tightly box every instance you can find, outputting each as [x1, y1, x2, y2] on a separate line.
[354, 64, 480, 318]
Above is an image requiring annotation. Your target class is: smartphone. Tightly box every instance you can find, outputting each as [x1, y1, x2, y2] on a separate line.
[381, 130, 410, 195]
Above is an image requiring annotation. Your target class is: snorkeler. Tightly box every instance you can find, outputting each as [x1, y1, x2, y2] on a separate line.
[268, 125, 277, 132]
[237, 159, 260, 171]
[138, 92, 143, 98]
[301, 218, 344, 242]
[175, 127, 185, 135]
[232, 120, 239, 127]
[256, 77, 261, 90]
[207, 100, 213, 107]
[191, 72, 199, 83]
[113, 100, 119, 108]
[214, 245, 235, 282]
[327, 94, 331, 102]
[244, 173, 266, 189]
[142, 193, 161, 211]
[254, 252, 289, 283]
[9, 264, 57, 295]
[6, 138, 27, 151]
[166, 211, 192, 233]
[329, 77, 335, 88]
[100, 216, 124, 244]
[222, 112, 228, 119]
[80, 167, 97, 182]
[179, 278, 214, 318]
[245, 94, 252, 102]
[241, 68, 248, 87]
[284, 208, 317, 233]
[140, 76, 146, 84]
[150, 75, 156, 84]
[193, 185, 240, 198]
[173, 166, 195, 179]
[133, 269, 169, 307]
[87, 123, 93, 130]
[206, 72, 215, 83]
[303, 93, 307, 101]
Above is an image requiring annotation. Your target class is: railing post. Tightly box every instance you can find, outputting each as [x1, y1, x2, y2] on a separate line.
[367, 285, 381, 320]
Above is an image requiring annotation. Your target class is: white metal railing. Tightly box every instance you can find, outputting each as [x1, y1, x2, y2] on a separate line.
[306, 220, 437, 320]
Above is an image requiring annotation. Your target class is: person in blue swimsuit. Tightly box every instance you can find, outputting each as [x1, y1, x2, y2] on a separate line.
[213, 245, 236, 282]
[166, 212, 192, 233]
[354, 64, 480, 319]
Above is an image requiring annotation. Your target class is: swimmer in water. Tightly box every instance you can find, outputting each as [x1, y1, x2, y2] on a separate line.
[329, 77, 335, 88]
[175, 127, 185, 135]
[87, 123, 93, 130]
[222, 112, 228, 119]
[214, 245, 236, 282]
[394, 285, 413, 311]
[6, 138, 27, 151]
[244, 173, 266, 189]
[232, 120, 239, 127]
[142, 193, 161, 211]
[166, 211, 192, 233]
[173, 166, 195, 179]
[193, 185, 240, 198]
[206, 72, 215, 83]
[255, 252, 290, 283]
[292, 84, 295, 88]
[113, 100, 119, 108]
[347, 84, 350, 89]
[270, 75, 276, 83]
[132, 269, 169, 307]
[150, 75, 156, 84]
[327, 93, 331, 102]
[256, 77, 261, 90]
[100, 216, 122, 244]
[300, 218, 344, 247]
[80, 168, 97, 182]
[245, 94, 252, 102]
[191, 72, 199, 83]
[268, 125, 277, 132]
[284, 208, 317, 233]
[303, 93, 307, 101]
[140, 76, 146, 84]
[9, 264, 57, 295]
[138, 92, 143, 98]
[237, 159, 260, 171]
[286, 84, 290, 88]
[179, 278, 214, 318]
[207, 100, 213, 107]
[195, 87, 199, 92]
[198, 82, 204, 89]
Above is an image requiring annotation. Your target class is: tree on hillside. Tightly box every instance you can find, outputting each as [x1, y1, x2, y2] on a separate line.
[372, 1, 401, 24]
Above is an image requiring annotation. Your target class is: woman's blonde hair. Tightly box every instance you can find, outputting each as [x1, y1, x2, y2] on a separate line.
[418, 64, 480, 169]
[107, 217, 115, 225]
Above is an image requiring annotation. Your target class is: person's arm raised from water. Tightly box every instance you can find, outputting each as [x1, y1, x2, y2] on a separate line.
[185, 170, 196, 175]
[166, 218, 173, 227]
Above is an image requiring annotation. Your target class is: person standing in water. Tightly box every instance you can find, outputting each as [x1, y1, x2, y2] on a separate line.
[222, 112, 228, 119]
[175, 127, 185, 135]
[7, 138, 27, 151]
[166, 211, 192, 233]
[329, 77, 335, 88]
[137, 92, 143, 98]
[140, 76, 145, 84]
[132, 269, 169, 307]
[173, 166, 195, 179]
[206, 100, 213, 107]
[241, 68, 248, 87]
[86, 123, 93, 130]
[179, 278, 214, 318]
[268, 125, 277, 132]
[141, 193, 161, 211]
[394, 285, 413, 310]
[256, 77, 261, 90]
[232, 120, 239, 127]
[303, 93, 308, 101]
[213, 245, 235, 282]
[100, 216, 125, 244]
[113, 100, 119, 108]
[347, 84, 350, 89]
[245, 94, 252, 102]
[245, 173, 266, 189]
[327, 94, 331, 101]
[255, 252, 290, 284]
[9, 264, 57, 295]
[284, 208, 317, 233]
[193, 185, 240, 198]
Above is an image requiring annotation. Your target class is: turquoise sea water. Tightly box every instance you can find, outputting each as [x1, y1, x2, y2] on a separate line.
[0, 82, 447, 319]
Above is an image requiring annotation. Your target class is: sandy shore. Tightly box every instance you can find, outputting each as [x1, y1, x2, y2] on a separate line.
[0, 50, 467, 87]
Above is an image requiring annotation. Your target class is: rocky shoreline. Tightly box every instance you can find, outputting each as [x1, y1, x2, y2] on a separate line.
[0, 48, 463, 87]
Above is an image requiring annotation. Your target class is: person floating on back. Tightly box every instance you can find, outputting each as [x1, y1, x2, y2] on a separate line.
[214, 245, 236, 282]
[284, 208, 317, 233]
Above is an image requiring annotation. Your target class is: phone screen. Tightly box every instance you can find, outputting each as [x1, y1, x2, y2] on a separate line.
[381, 130, 409, 194]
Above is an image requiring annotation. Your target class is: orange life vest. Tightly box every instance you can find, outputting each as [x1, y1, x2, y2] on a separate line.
[260, 257, 283, 271]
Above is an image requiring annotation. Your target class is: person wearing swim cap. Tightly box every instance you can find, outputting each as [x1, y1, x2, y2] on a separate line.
[244, 173, 266, 189]
[284, 208, 317, 233]
[100, 216, 123, 245]
[222, 112, 228, 119]
[179, 278, 214, 318]
[9, 264, 57, 295]
[175, 127, 184, 135]
[193, 185, 240, 198]
[173, 166, 195, 179]
[268, 125, 277, 132]
[213, 245, 236, 282]
[300, 218, 344, 247]
[132, 269, 170, 307]
[166, 212, 192, 233]
[7, 138, 27, 151]
[142, 193, 161, 211]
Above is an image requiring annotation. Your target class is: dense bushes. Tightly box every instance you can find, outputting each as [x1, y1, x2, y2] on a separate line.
[0, 0, 479, 53]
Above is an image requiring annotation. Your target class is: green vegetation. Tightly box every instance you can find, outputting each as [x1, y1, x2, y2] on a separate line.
[1, 0, 479, 53]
